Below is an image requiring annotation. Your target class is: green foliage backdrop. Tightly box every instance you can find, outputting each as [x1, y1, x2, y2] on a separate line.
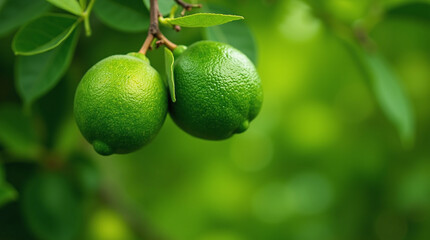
[1, 0, 430, 239]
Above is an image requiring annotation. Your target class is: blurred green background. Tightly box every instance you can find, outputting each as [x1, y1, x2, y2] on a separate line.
[1, 0, 430, 239]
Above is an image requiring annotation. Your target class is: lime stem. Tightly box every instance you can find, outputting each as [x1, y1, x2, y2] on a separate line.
[139, 34, 154, 54]
[169, 4, 178, 18]
[82, 0, 96, 36]
[84, 16, 91, 36]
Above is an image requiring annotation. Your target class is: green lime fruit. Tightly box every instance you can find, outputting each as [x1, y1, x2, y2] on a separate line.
[74, 53, 167, 155]
[169, 41, 263, 140]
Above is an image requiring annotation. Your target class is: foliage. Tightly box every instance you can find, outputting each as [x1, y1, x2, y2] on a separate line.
[164, 47, 176, 102]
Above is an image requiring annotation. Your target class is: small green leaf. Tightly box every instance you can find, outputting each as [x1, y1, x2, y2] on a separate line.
[0, 183, 17, 207]
[143, 0, 174, 16]
[0, 104, 41, 159]
[164, 47, 176, 102]
[387, 2, 430, 22]
[22, 172, 82, 240]
[0, 0, 50, 36]
[46, 0, 83, 16]
[362, 52, 415, 145]
[166, 13, 244, 27]
[94, 0, 149, 32]
[12, 14, 80, 56]
[15, 28, 79, 106]
[204, 5, 257, 64]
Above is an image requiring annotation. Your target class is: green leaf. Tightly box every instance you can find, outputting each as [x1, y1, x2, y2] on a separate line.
[12, 14, 80, 56]
[0, 163, 4, 180]
[15, 28, 79, 106]
[387, 2, 430, 22]
[362, 52, 415, 145]
[0, 104, 41, 159]
[204, 5, 257, 64]
[0, 183, 17, 207]
[143, 0, 174, 16]
[94, 0, 149, 32]
[68, 153, 100, 196]
[22, 172, 82, 240]
[166, 13, 244, 28]
[0, 0, 6, 9]
[46, 0, 83, 16]
[53, 118, 80, 155]
[0, 0, 50, 36]
[164, 47, 176, 102]
[0, 163, 18, 207]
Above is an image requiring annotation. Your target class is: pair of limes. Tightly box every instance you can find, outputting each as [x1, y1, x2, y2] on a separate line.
[74, 41, 263, 155]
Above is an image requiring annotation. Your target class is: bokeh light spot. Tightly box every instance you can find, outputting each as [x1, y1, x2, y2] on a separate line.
[230, 130, 273, 172]
[284, 172, 334, 215]
[252, 182, 290, 223]
[252, 173, 333, 223]
[286, 103, 340, 150]
[88, 208, 134, 240]
[279, 0, 321, 42]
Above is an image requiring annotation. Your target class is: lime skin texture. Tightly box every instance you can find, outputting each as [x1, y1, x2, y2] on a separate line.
[74, 53, 167, 156]
[169, 41, 263, 140]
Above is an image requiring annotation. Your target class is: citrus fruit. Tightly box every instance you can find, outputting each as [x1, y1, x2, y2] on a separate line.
[74, 53, 167, 155]
[169, 41, 263, 140]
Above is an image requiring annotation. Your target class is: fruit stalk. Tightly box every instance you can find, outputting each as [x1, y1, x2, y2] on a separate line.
[139, 0, 177, 54]
[83, 0, 96, 36]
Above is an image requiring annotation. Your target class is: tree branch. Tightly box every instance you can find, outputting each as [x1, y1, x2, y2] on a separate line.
[149, 0, 160, 35]
[139, 0, 177, 54]
[174, 0, 202, 14]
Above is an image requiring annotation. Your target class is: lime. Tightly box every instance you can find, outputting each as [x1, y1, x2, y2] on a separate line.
[170, 41, 263, 140]
[74, 53, 167, 155]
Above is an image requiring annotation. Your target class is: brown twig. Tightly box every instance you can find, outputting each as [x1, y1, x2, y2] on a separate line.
[155, 32, 177, 50]
[174, 0, 202, 10]
[174, 0, 202, 15]
[139, 0, 178, 54]
[139, 34, 155, 54]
